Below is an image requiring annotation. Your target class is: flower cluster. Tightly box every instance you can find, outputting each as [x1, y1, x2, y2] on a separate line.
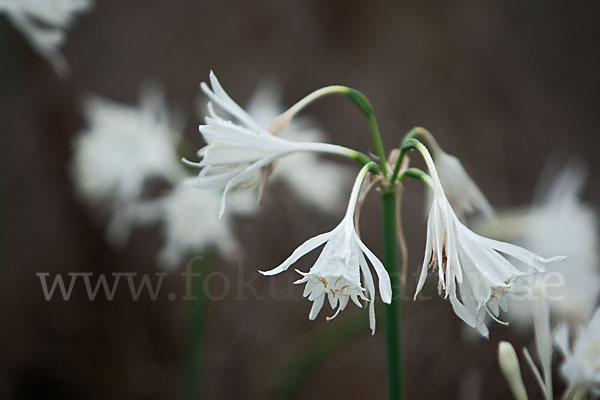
[72, 70, 567, 337]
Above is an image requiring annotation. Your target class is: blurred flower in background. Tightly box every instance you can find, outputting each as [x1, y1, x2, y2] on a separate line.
[476, 161, 600, 329]
[120, 185, 258, 268]
[72, 86, 183, 206]
[0, 0, 92, 75]
[555, 307, 600, 396]
[71, 74, 352, 270]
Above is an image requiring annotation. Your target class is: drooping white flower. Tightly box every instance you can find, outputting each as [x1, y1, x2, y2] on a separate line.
[71, 86, 184, 206]
[0, 0, 93, 76]
[116, 184, 257, 269]
[244, 82, 352, 214]
[555, 307, 600, 395]
[187, 71, 358, 217]
[477, 162, 600, 329]
[260, 165, 392, 334]
[414, 143, 564, 337]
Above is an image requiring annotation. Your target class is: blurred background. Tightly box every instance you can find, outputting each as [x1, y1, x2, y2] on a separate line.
[1, 0, 599, 399]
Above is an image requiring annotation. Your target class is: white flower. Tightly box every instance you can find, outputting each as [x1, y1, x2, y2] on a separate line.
[188, 71, 356, 217]
[414, 143, 564, 337]
[433, 150, 494, 220]
[244, 82, 352, 214]
[260, 165, 392, 334]
[478, 162, 600, 329]
[71, 86, 184, 206]
[117, 184, 257, 269]
[555, 307, 600, 394]
[0, 0, 92, 76]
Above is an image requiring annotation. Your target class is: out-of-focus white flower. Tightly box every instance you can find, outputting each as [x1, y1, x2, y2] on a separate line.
[71, 86, 184, 206]
[188, 72, 358, 217]
[478, 163, 600, 329]
[244, 82, 352, 214]
[418, 129, 493, 221]
[497, 341, 529, 400]
[498, 295, 554, 400]
[118, 184, 257, 269]
[414, 143, 564, 337]
[555, 307, 600, 395]
[260, 165, 392, 334]
[0, 0, 92, 75]
[433, 150, 494, 220]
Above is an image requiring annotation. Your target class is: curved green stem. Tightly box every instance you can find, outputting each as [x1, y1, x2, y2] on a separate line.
[390, 137, 420, 184]
[344, 88, 388, 176]
[390, 127, 441, 184]
[398, 167, 432, 186]
[382, 191, 404, 400]
[278, 85, 386, 175]
[404, 126, 441, 155]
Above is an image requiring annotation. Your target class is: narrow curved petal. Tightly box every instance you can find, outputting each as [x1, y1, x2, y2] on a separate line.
[201, 71, 264, 133]
[354, 232, 392, 304]
[259, 231, 332, 276]
[218, 154, 283, 217]
[308, 295, 325, 320]
[359, 254, 377, 335]
[415, 212, 435, 299]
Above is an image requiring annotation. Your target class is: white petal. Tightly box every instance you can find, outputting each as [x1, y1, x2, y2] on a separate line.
[359, 254, 377, 335]
[308, 295, 325, 320]
[415, 211, 435, 299]
[201, 71, 264, 133]
[554, 323, 571, 358]
[259, 232, 332, 276]
[448, 278, 478, 328]
[354, 232, 392, 304]
[218, 154, 280, 217]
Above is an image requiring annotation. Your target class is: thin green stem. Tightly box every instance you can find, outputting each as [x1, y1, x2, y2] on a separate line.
[404, 126, 441, 155]
[183, 255, 211, 400]
[344, 88, 388, 176]
[390, 137, 420, 184]
[390, 127, 440, 184]
[276, 85, 386, 175]
[398, 167, 432, 186]
[382, 191, 403, 400]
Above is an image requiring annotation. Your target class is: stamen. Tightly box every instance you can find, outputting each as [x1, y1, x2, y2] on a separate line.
[485, 305, 509, 326]
[326, 305, 343, 321]
[181, 157, 201, 167]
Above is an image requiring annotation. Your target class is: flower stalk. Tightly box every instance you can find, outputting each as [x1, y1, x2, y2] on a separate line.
[382, 190, 404, 400]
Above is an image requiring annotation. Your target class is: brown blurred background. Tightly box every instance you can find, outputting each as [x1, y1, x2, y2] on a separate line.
[1, 0, 599, 399]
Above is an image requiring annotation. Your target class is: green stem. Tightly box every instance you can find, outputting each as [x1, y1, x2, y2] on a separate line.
[276, 85, 386, 175]
[345, 89, 388, 176]
[183, 255, 211, 400]
[382, 191, 403, 400]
